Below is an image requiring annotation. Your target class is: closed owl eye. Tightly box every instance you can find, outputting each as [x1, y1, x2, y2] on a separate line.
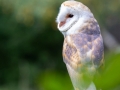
[67, 14, 74, 18]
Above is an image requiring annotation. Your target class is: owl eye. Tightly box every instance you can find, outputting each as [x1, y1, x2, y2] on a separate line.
[67, 14, 74, 18]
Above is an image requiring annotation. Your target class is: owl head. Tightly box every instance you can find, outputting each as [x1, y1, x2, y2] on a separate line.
[56, 1, 95, 36]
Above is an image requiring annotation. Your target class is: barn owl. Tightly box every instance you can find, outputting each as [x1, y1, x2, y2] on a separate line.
[56, 0, 104, 90]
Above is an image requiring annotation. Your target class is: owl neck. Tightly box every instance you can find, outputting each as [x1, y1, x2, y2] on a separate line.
[63, 17, 99, 37]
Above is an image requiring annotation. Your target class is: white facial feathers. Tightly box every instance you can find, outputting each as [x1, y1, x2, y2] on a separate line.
[56, 1, 94, 35]
[56, 5, 79, 32]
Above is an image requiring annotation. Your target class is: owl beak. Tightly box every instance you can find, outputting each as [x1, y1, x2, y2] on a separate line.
[59, 21, 66, 27]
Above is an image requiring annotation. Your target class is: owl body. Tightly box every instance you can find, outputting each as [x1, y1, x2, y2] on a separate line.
[63, 27, 104, 90]
[56, 1, 104, 90]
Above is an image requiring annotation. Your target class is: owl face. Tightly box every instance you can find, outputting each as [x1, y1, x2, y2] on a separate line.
[56, 4, 79, 32]
[56, 1, 93, 35]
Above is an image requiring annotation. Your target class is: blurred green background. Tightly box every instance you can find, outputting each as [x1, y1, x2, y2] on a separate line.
[0, 0, 120, 90]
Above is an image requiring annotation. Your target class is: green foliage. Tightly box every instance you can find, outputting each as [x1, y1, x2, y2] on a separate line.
[95, 53, 120, 90]
[37, 70, 73, 90]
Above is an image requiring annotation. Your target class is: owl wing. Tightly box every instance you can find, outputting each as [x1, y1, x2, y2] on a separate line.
[63, 32, 104, 70]
[71, 33, 93, 65]
[91, 34, 104, 68]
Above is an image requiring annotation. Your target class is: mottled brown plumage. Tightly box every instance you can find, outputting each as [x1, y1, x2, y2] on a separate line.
[63, 18, 104, 69]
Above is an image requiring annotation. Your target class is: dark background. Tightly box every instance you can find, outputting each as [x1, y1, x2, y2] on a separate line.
[0, 0, 120, 90]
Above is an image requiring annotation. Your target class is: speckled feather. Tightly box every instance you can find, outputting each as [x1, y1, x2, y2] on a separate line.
[63, 18, 104, 70]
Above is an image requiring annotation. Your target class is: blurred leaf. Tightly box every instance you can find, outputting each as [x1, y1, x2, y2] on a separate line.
[95, 53, 120, 90]
[37, 70, 73, 90]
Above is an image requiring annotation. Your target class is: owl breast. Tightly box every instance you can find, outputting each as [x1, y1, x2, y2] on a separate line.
[63, 34, 91, 70]
[63, 37, 81, 69]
